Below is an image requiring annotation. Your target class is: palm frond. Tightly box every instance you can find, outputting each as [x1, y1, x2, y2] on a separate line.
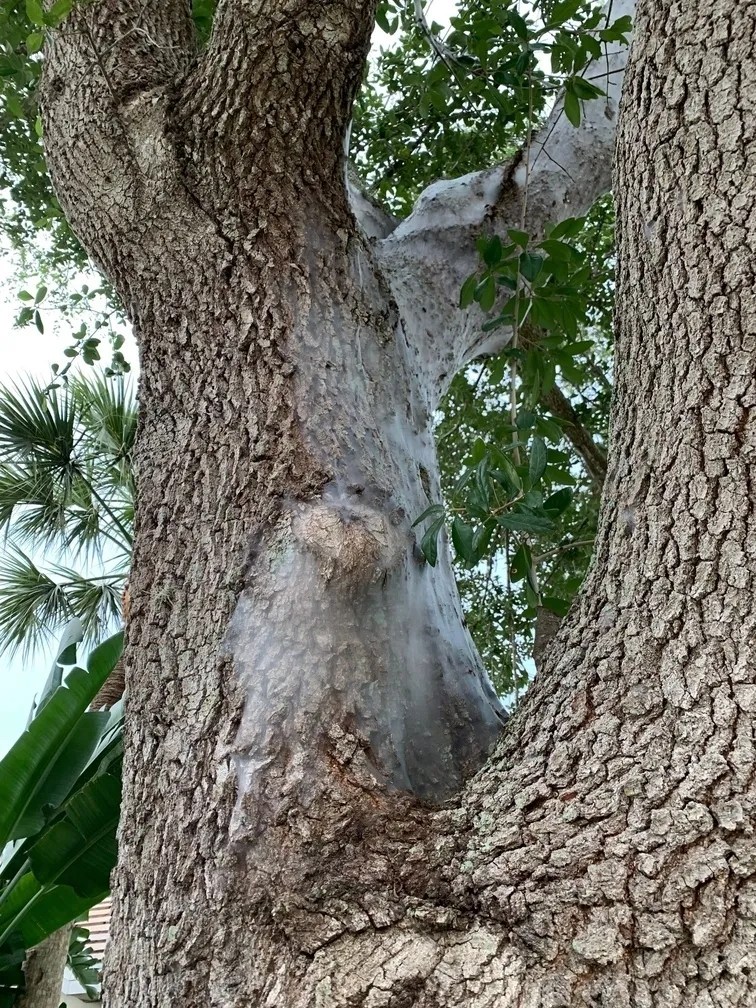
[0, 549, 72, 659]
[0, 463, 59, 529]
[0, 549, 125, 659]
[0, 372, 134, 660]
[51, 562, 124, 641]
[0, 378, 78, 472]
[71, 373, 137, 491]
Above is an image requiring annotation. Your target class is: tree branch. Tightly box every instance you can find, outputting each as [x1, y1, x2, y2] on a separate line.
[541, 384, 608, 491]
[376, 0, 635, 408]
[176, 0, 378, 214]
[41, 0, 197, 265]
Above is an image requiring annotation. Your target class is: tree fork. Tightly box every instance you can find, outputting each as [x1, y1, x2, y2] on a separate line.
[39, 0, 756, 1004]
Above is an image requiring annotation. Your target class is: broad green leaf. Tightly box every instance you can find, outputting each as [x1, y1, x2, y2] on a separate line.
[477, 275, 496, 312]
[0, 873, 107, 951]
[507, 228, 529, 248]
[25, 32, 43, 54]
[529, 437, 547, 485]
[34, 618, 85, 718]
[542, 596, 571, 617]
[563, 88, 581, 127]
[10, 711, 110, 841]
[497, 511, 554, 534]
[28, 774, 121, 898]
[544, 487, 574, 517]
[24, 0, 44, 26]
[411, 504, 444, 528]
[48, 0, 73, 23]
[459, 273, 478, 309]
[519, 252, 545, 282]
[481, 235, 502, 267]
[420, 516, 445, 567]
[0, 632, 122, 847]
[451, 518, 475, 563]
[549, 0, 582, 23]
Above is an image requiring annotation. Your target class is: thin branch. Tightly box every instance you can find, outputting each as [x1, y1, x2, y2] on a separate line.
[541, 384, 608, 491]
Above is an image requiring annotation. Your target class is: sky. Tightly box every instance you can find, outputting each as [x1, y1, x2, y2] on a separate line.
[0, 0, 460, 756]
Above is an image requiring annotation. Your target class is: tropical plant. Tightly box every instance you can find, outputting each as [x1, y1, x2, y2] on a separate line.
[0, 625, 123, 1006]
[0, 373, 135, 657]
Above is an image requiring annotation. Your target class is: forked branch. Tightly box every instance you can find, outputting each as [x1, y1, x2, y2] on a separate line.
[375, 0, 635, 408]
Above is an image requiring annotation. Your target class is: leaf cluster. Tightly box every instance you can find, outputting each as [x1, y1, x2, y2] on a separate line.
[0, 628, 122, 1005]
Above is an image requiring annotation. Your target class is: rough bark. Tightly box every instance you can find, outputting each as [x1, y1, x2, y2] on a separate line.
[38, 0, 756, 1005]
[16, 924, 71, 1008]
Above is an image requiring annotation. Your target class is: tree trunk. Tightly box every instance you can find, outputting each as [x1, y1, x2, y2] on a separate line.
[39, 0, 756, 1005]
[16, 925, 71, 1008]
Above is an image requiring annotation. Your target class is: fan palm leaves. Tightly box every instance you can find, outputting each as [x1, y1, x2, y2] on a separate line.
[0, 374, 135, 656]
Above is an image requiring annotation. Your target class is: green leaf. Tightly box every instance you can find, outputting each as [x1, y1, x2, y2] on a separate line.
[87, 631, 123, 681]
[0, 874, 108, 951]
[549, 0, 582, 23]
[468, 438, 487, 466]
[25, 0, 45, 26]
[507, 9, 529, 39]
[543, 487, 574, 517]
[28, 773, 121, 898]
[563, 88, 581, 127]
[549, 216, 586, 240]
[25, 32, 43, 54]
[420, 516, 445, 567]
[509, 541, 533, 583]
[569, 75, 605, 100]
[471, 522, 495, 562]
[529, 437, 547, 485]
[480, 235, 503, 267]
[47, 0, 73, 24]
[34, 620, 85, 718]
[497, 511, 554, 534]
[542, 596, 571, 617]
[411, 504, 444, 528]
[507, 228, 529, 248]
[0, 633, 122, 848]
[459, 273, 478, 309]
[477, 275, 496, 312]
[451, 518, 475, 563]
[519, 252, 545, 282]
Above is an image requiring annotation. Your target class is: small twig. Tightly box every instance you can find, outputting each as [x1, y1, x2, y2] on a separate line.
[532, 538, 595, 563]
[541, 384, 607, 491]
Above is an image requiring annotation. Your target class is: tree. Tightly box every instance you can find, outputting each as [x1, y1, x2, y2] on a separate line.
[4, 0, 752, 1003]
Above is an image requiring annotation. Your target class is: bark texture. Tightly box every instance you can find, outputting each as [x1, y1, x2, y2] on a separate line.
[38, 0, 756, 1005]
[16, 924, 71, 1008]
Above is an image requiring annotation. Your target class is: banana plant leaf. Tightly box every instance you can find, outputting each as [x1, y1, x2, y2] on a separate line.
[0, 872, 108, 951]
[0, 770, 120, 948]
[0, 632, 123, 849]
[30, 618, 85, 723]
[68, 925, 102, 1000]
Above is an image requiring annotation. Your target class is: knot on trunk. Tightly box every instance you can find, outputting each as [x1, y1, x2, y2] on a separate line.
[292, 499, 406, 584]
